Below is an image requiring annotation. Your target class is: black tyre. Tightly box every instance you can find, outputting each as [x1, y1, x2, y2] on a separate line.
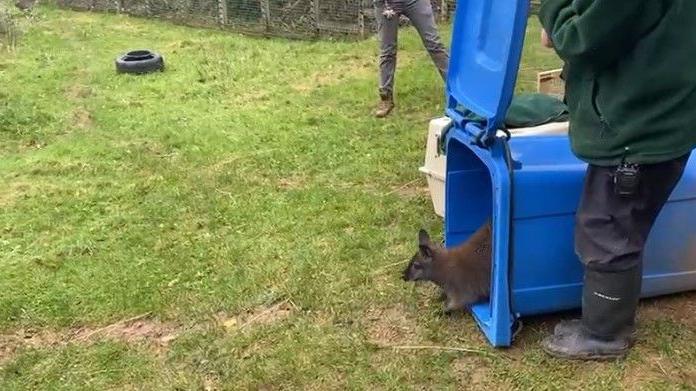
[115, 50, 164, 74]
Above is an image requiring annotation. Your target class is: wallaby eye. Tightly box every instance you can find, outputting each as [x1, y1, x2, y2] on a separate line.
[413, 263, 423, 270]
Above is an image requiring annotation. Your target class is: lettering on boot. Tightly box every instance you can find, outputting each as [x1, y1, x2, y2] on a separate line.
[593, 292, 621, 301]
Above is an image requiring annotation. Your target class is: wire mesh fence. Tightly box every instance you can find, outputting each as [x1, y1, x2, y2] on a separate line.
[1, 0, 25, 51]
[54, 0, 540, 40]
[55, 0, 457, 39]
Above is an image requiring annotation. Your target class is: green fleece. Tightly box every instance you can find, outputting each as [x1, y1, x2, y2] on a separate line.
[539, 0, 696, 165]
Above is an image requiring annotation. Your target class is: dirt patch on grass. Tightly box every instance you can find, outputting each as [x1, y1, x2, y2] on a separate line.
[291, 52, 421, 94]
[290, 68, 363, 94]
[387, 182, 430, 199]
[65, 73, 94, 130]
[215, 300, 295, 333]
[277, 175, 308, 190]
[228, 89, 271, 106]
[0, 313, 179, 367]
[396, 186, 430, 198]
[364, 304, 418, 346]
[65, 84, 92, 100]
[621, 292, 696, 389]
[239, 301, 294, 327]
[72, 107, 93, 129]
[0, 181, 29, 207]
[290, 58, 372, 94]
[638, 291, 696, 329]
[0, 180, 62, 208]
[620, 347, 696, 390]
[326, 180, 429, 199]
[0, 330, 61, 366]
[73, 317, 179, 352]
[452, 356, 500, 391]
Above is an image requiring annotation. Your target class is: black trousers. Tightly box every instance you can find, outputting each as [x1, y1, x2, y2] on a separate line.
[575, 153, 691, 273]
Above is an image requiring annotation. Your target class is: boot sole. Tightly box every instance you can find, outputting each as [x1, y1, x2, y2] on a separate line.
[555, 320, 638, 342]
[542, 345, 628, 361]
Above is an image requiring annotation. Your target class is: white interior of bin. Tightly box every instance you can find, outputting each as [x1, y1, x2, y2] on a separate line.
[506, 121, 569, 137]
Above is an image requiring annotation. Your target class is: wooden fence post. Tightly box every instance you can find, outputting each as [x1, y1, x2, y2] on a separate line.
[218, 0, 228, 26]
[312, 0, 320, 35]
[260, 0, 270, 32]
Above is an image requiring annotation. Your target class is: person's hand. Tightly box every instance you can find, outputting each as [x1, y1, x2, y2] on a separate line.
[541, 29, 554, 48]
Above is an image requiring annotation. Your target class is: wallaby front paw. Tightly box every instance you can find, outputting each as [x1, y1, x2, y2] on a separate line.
[437, 291, 447, 302]
[443, 299, 463, 315]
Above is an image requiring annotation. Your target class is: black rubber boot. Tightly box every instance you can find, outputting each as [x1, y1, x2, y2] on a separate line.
[542, 265, 642, 360]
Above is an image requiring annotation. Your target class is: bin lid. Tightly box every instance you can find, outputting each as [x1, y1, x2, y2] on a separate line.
[445, 0, 529, 144]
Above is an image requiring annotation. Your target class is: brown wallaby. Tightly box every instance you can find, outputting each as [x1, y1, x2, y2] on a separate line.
[15, 0, 36, 12]
[402, 220, 492, 313]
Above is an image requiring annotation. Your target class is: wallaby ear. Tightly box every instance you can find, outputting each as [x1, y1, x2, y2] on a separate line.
[419, 245, 433, 258]
[418, 229, 431, 247]
[418, 229, 433, 257]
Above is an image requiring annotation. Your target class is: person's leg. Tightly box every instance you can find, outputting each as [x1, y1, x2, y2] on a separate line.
[374, 2, 399, 117]
[402, 0, 448, 81]
[543, 153, 691, 360]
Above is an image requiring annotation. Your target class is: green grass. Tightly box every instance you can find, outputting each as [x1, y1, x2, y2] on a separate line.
[1, 6, 695, 390]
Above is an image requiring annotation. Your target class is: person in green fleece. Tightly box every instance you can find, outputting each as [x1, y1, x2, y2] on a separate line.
[538, 0, 696, 360]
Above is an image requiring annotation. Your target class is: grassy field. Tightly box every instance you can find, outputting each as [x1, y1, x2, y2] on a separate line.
[1, 5, 695, 390]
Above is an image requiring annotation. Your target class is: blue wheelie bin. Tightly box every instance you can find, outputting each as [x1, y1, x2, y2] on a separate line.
[444, 0, 696, 347]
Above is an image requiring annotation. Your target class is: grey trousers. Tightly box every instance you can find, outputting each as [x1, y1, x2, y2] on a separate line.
[374, 0, 449, 97]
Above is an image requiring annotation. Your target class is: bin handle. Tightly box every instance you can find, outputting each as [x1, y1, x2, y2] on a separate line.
[447, 107, 510, 149]
[463, 123, 510, 149]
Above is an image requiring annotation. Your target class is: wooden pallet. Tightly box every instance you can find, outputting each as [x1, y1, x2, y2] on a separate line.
[537, 68, 564, 99]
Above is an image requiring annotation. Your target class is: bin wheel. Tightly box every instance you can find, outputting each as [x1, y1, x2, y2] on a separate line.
[115, 50, 164, 74]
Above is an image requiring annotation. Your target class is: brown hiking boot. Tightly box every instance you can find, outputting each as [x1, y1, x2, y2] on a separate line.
[374, 95, 394, 118]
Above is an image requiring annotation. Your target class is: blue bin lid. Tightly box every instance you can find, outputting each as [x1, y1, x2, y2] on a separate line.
[446, 0, 529, 144]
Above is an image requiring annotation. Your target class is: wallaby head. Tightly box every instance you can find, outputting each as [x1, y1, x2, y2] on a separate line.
[402, 229, 439, 282]
[15, 0, 36, 11]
